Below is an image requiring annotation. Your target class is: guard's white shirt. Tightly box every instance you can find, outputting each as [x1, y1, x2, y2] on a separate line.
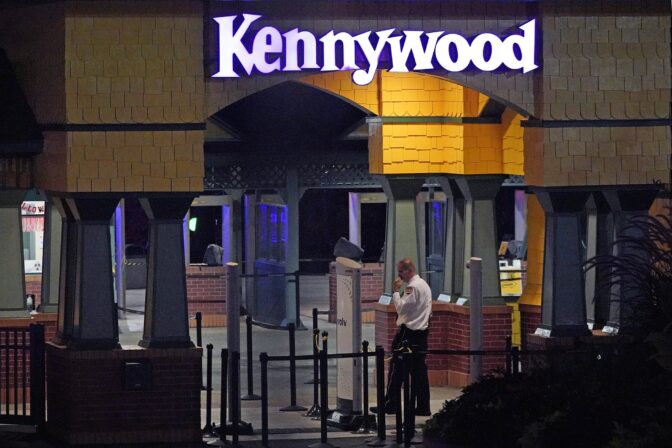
[392, 274, 432, 330]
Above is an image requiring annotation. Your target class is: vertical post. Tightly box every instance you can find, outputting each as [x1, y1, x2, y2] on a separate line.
[312, 307, 318, 332]
[226, 262, 242, 419]
[403, 352, 414, 447]
[195, 312, 202, 347]
[319, 331, 329, 444]
[294, 270, 303, 329]
[468, 257, 483, 383]
[367, 345, 387, 446]
[395, 352, 403, 446]
[29, 324, 45, 432]
[114, 199, 126, 315]
[260, 352, 269, 447]
[242, 315, 260, 400]
[203, 344, 214, 434]
[505, 336, 512, 377]
[280, 323, 306, 411]
[219, 348, 228, 443]
[512, 346, 520, 375]
[306, 328, 320, 416]
[231, 351, 240, 446]
[357, 340, 371, 433]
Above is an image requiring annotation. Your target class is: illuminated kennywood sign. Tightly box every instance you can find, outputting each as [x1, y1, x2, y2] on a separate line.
[212, 14, 538, 85]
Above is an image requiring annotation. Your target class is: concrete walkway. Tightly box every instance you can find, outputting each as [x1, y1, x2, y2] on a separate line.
[1, 275, 461, 447]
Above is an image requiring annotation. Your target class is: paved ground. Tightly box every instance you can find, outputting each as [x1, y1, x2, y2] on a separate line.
[1, 275, 460, 447]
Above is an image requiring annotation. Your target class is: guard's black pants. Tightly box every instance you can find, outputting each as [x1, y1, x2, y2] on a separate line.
[385, 324, 430, 412]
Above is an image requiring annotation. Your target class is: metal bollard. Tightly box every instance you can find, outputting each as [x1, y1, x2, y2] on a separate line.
[260, 352, 269, 447]
[505, 336, 512, 377]
[305, 328, 321, 417]
[356, 340, 372, 434]
[196, 313, 205, 391]
[366, 346, 387, 447]
[203, 344, 214, 435]
[195, 312, 202, 347]
[231, 351, 240, 446]
[305, 308, 319, 385]
[512, 346, 520, 375]
[242, 315, 261, 400]
[218, 348, 229, 444]
[308, 331, 334, 448]
[395, 351, 403, 446]
[280, 323, 307, 411]
[402, 352, 415, 447]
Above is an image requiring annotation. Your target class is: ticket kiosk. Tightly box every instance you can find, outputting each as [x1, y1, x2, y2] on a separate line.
[328, 256, 364, 429]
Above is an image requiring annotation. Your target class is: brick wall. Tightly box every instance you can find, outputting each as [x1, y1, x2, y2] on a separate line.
[46, 343, 202, 445]
[329, 262, 384, 323]
[520, 304, 542, 350]
[375, 302, 512, 387]
[186, 265, 227, 327]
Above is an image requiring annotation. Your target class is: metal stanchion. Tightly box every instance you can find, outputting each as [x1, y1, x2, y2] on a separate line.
[512, 345, 520, 375]
[280, 323, 307, 411]
[196, 312, 203, 347]
[260, 352, 269, 447]
[209, 349, 229, 446]
[305, 328, 321, 417]
[305, 308, 319, 385]
[505, 336, 512, 377]
[203, 344, 215, 436]
[231, 351, 240, 447]
[196, 312, 206, 391]
[403, 351, 413, 447]
[366, 346, 387, 447]
[308, 331, 335, 448]
[242, 315, 261, 400]
[394, 350, 403, 447]
[355, 340, 372, 434]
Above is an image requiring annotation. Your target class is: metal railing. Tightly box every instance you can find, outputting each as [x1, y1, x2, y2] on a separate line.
[0, 324, 45, 430]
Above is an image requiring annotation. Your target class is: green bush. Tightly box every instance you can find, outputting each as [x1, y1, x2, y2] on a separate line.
[423, 211, 672, 447]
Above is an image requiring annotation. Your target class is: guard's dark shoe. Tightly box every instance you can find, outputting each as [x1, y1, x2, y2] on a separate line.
[415, 408, 432, 416]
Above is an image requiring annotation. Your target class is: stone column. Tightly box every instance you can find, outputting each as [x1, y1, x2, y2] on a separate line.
[39, 200, 62, 313]
[223, 190, 244, 264]
[281, 168, 305, 327]
[0, 190, 27, 317]
[139, 196, 195, 348]
[437, 177, 465, 299]
[602, 187, 659, 333]
[455, 175, 504, 303]
[533, 188, 591, 337]
[379, 176, 426, 292]
[54, 196, 120, 349]
[243, 192, 257, 317]
[584, 193, 612, 330]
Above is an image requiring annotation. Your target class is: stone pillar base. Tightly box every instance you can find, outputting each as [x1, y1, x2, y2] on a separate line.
[46, 343, 202, 446]
[524, 332, 625, 373]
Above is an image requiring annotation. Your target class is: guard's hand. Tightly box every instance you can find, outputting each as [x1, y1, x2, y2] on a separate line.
[393, 277, 402, 292]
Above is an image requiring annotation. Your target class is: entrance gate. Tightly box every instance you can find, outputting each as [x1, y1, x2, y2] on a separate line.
[0, 324, 45, 428]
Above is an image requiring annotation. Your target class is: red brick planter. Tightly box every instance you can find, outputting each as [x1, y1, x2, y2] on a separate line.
[375, 302, 512, 387]
[186, 265, 227, 327]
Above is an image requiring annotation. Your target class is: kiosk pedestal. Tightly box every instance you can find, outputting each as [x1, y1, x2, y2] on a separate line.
[328, 257, 370, 430]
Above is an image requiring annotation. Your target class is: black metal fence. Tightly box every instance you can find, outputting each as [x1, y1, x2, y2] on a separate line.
[0, 324, 45, 429]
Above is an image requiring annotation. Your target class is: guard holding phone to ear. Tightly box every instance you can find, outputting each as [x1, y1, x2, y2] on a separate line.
[373, 258, 432, 416]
